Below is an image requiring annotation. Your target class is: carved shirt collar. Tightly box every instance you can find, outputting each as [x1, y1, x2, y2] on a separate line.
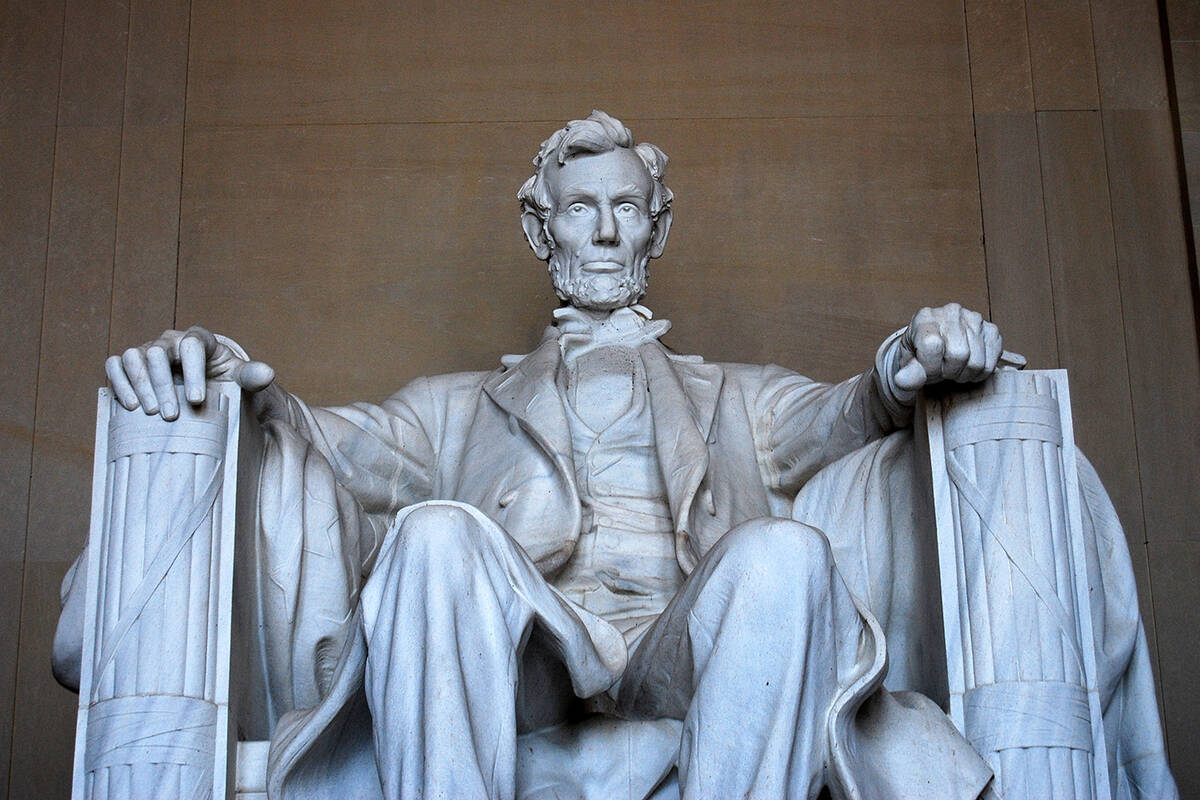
[498, 305, 675, 369]
[553, 305, 672, 363]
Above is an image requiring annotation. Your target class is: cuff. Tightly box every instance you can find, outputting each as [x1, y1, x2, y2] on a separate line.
[873, 327, 916, 423]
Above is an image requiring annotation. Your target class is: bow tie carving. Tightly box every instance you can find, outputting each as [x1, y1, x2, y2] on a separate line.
[554, 305, 672, 363]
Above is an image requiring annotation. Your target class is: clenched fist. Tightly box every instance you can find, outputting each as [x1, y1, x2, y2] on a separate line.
[893, 303, 1003, 393]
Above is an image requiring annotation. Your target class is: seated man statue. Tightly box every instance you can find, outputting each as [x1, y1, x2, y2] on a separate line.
[63, 110, 1174, 800]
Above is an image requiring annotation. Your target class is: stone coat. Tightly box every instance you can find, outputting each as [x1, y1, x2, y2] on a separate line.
[262, 329, 944, 799]
[279, 330, 904, 582]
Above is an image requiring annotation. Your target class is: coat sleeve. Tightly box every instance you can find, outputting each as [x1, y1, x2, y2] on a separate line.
[264, 377, 440, 518]
[753, 332, 913, 496]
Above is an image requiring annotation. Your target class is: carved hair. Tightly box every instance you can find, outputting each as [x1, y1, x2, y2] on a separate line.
[517, 110, 673, 223]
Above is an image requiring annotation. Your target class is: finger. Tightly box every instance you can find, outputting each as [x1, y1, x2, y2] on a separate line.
[910, 320, 944, 373]
[894, 359, 928, 392]
[146, 345, 179, 420]
[942, 321, 970, 381]
[184, 326, 219, 357]
[983, 322, 1003, 373]
[179, 333, 210, 404]
[904, 307, 934, 345]
[121, 347, 159, 415]
[105, 355, 140, 410]
[151, 329, 186, 363]
[962, 324, 986, 382]
[233, 360, 275, 393]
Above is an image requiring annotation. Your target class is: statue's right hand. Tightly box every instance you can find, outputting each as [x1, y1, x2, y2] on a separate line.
[105, 326, 275, 420]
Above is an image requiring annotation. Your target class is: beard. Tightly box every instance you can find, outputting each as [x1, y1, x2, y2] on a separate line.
[548, 251, 649, 311]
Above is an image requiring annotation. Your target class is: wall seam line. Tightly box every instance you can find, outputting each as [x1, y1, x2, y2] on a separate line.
[960, 0, 993, 321]
[173, 0, 194, 332]
[107, 0, 135, 353]
[8, 0, 69, 791]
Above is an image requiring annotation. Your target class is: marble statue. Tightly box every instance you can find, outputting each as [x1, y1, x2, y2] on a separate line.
[55, 110, 1177, 800]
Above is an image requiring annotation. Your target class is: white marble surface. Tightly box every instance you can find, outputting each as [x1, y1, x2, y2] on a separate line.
[66, 382, 252, 800]
[926, 369, 1110, 798]
[55, 111, 1176, 800]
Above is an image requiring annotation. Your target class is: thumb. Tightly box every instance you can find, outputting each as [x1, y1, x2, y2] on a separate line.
[894, 358, 928, 392]
[232, 360, 276, 393]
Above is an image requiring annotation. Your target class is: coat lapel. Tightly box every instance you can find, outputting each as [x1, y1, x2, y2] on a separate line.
[484, 334, 726, 574]
[483, 337, 573, 464]
[639, 344, 724, 553]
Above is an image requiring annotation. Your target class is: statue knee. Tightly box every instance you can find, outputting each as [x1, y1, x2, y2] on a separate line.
[389, 501, 496, 576]
[716, 517, 834, 592]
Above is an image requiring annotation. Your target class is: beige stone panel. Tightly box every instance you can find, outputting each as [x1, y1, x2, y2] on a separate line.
[177, 115, 985, 405]
[109, 0, 191, 350]
[1172, 41, 1200, 131]
[1165, 0, 1200, 40]
[55, 0, 126, 128]
[1103, 107, 1200, 545]
[186, 0, 972, 126]
[7, 560, 78, 800]
[26, 126, 121, 565]
[1148, 539, 1200, 796]
[122, 0, 189, 127]
[1091, 0, 1170, 110]
[25, 0, 128, 566]
[964, 0, 1035, 112]
[0, 560, 24, 794]
[973, 112, 1058, 369]
[0, 3, 63, 561]
[1184, 131, 1200, 236]
[110, 124, 185, 349]
[0, 129, 50, 794]
[0, 0, 65, 127]
[1026, 0, 1101, 110]
[0, 1, 65, 794]
[1035, 111, 1146, 555]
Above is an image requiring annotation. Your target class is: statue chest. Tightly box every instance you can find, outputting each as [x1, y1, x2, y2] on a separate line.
[554, 368, 683, 633]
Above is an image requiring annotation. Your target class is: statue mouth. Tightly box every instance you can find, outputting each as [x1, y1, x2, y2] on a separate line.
[580, 261, 627, 274]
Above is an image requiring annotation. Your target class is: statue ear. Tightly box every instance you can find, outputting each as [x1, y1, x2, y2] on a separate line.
[521, 211, 552, 261]
[648, 207, 672, 259]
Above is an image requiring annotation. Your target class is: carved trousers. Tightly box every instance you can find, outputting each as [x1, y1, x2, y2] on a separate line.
[359, 501, 868, 800]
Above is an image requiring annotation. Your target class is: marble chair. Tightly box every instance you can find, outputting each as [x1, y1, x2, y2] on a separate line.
[57, 368, 1170, 800]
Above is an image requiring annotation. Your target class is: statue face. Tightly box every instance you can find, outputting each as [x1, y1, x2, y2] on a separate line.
[543, 148, 658, 310]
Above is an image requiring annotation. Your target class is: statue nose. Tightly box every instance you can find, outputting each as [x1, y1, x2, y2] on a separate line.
[593, 206, 619, 244]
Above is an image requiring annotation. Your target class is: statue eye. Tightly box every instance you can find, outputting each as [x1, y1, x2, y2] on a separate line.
[616, 203, 639, 216]
[567, 203, 589, 216]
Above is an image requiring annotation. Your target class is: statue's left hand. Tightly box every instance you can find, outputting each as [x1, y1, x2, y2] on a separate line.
[894, 303, 1003, 392]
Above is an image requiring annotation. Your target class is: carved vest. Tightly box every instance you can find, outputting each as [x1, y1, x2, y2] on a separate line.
[553, 350, 684, 639]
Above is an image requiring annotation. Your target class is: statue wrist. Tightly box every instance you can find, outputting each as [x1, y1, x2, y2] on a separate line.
[874, 328, 917, 417]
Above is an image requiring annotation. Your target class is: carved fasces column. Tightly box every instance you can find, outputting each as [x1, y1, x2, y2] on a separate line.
[924, 369, 1111, 800]
[71, 383, 260, 800]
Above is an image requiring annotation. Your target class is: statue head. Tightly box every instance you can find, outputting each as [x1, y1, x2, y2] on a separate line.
[518, 110, 674, 311]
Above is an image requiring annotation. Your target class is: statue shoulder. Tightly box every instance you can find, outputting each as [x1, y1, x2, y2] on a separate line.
[418, 369, 494, 395]
[380, 369, 492, 415]
[706, 360, 808, 390]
